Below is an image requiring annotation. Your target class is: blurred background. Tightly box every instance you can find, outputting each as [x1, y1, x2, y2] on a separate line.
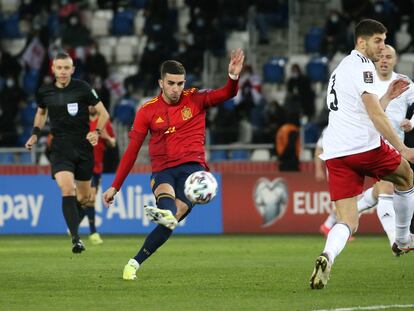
[0, 0, 413, 167]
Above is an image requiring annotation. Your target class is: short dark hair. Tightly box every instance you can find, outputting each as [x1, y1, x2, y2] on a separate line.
[54, 51, 71, 61]
[354, 19, 387, 44]
[160, 60, 186, 78]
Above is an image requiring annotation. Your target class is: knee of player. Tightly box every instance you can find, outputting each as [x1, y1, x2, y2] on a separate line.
[77, 194, 90, 205]
[377, 181, 394, 195]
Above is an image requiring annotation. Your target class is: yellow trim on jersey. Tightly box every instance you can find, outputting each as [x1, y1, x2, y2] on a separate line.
[142, 96, 158, 108]
[182, 88, 198, 96]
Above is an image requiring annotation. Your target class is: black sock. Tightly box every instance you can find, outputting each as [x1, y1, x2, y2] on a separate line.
[77, 201, 86, 224]
[157, 195, 177, 214]
[84, 205, 97, 234]
[62, 196, 80, 240]
[134, 225, 172, 264]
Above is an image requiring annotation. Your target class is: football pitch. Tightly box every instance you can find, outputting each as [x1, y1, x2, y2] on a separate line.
[1, 235, 414, 311]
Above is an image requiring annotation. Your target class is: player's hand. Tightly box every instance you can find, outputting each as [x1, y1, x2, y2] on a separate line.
[400, 147, 414, 163]
[385, 78, 410, 101]
[103, 187, 117, 207]
[86, 130, 99, 146]
[25, 135, 38, 150]
[228, 48, 245, 77]
[400, 119, 413, 132]
[315, 169, 326, 182]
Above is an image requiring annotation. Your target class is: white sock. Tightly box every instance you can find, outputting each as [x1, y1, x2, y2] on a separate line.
[128, 258, 140, 270]
[393, 188, 414, 244]
[323, 223, 351, 264]
[323, 210, 337, 229]
[376, 194, 395, 247]
[357, 187, 377, 213]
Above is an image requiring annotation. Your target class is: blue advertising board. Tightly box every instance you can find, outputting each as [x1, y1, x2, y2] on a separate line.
[0, 173, 223, 234]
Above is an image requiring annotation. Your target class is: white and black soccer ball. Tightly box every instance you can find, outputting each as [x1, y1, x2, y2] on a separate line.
[184, 171, 218, 204]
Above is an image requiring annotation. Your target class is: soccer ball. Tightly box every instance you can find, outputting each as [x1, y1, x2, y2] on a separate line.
[184, 171, 218, 204]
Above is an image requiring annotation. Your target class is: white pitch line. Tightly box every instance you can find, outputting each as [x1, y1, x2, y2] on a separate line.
[313, 304, 414, 311]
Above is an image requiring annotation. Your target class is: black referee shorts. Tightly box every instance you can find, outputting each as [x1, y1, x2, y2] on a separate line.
[50, 138, 93, 181]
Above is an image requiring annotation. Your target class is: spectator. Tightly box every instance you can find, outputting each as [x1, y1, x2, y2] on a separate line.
[276, 113, 300, 171]
[61, 13, 91, 48]
[286, 63, 315, 120]
[0, 49, 21, 81]
[255, 0, 287, 44]
[84, 41, 109, 82]
[0, 77, 26, 146]
[322, 10, 348, 57]
[263, 99, 286, 145]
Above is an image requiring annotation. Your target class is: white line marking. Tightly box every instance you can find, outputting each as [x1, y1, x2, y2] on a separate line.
[313, 304, 414, 311]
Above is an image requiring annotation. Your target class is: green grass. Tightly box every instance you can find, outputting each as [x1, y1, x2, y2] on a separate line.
[1, 235, 414, 311]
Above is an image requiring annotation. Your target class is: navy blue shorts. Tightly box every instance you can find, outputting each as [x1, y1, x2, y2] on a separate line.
[150, 162, 205, 209]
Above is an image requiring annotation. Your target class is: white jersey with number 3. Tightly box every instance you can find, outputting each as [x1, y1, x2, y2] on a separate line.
[321, 50, 381, 160]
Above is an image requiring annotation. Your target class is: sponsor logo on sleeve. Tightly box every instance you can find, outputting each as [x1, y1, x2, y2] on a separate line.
[91, 89, 99, 99]
[363, 71, 373, 83]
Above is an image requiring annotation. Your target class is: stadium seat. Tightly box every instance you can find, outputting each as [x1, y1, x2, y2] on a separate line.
[250, 149, 271, 161]
[209, 150, 228, 162]
[0, 152, 14, 164]
[226, 31, 249, 52]
[1, 38, 26, 56]
[47, 11, 60, 38]
[98, 36, 117, 62]
[91, 10, 113, 36]
[23, 69, 40, 95]
[303, 122, 321, 145]
[231, 149, 250, 160]
[112, 9, 135, 36]
[305, 26, 323, 54]
[1, 0, 19, 12]
[134, 10, 146, 35]
[306, 56, 329, 83]
[1, 12, 22, 38]
[19, 152, 33, 164]
[397, 53, 414, 78]
[263, 56, 287, 84]
[131, 0, 147, 9]
[114, 97, 136, 125]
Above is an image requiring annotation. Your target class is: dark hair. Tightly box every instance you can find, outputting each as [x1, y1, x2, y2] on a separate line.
[160, 60, 186, 78]
[54, 51, 71, 61]
[354, 19, 387, 44]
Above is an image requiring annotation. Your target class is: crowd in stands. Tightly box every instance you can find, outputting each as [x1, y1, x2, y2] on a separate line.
[0, 0, 413, 167]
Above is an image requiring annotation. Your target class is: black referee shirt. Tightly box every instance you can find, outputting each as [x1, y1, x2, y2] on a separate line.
[36, 79, 100, 139]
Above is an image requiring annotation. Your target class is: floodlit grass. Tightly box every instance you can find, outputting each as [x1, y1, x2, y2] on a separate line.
[0, 235, 413, 311]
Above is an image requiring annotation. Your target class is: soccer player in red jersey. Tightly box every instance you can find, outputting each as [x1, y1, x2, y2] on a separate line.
[78, 106, 116, 245]
[103, 48, 244, 280]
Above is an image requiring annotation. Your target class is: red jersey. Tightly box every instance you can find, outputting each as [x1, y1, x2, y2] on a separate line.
[112, 77, 239, 190]
[90, 119, 115, 174]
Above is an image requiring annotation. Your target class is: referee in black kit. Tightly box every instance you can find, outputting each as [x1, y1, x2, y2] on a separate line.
[25, 52, 109, 253]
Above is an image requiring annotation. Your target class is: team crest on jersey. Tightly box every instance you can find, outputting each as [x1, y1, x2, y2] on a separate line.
[181, 106, 192, 120]
[67, 103, 78, 116]
[363, 71, 373, 83]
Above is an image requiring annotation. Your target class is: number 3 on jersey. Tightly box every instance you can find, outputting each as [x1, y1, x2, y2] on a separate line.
[328, 74, 338, 111]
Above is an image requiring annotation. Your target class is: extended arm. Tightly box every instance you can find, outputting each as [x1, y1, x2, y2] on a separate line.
[363, 92, 414, 162]
[102, 132, 146, 206]
[203, 49, 245, 106]
[314, 146, 325, 181]
[25, 107, 48, 150]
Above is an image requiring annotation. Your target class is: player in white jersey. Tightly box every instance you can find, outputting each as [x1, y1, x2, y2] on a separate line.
[318, 45, 414, 248]
[310, 19, 414, 290]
